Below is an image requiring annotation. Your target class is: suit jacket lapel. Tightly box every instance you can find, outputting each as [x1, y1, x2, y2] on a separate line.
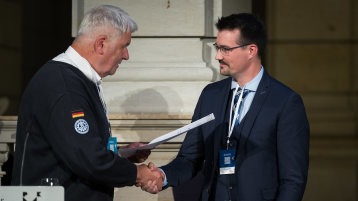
[212, 78, 232, 166]
[215, 78, 232, 127]
[236, 72, 271, 158]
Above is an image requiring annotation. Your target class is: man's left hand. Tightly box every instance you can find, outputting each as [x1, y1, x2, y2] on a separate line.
[120, 142, 151, 163]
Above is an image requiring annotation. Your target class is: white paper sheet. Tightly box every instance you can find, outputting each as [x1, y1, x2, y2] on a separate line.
[119, 113, 215, 158]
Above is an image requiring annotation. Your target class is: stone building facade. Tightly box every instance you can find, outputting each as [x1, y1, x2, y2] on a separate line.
[0, 0, 357, 201]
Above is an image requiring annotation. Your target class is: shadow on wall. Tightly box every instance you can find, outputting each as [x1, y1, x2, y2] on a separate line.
[118, 87, 180, 115]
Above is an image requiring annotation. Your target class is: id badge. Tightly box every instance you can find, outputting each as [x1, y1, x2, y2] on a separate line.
[107, 137, 118, 154]
[219, 149, 236, 175]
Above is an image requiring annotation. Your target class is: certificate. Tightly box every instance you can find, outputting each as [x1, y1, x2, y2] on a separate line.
[119, 113, 215, 158]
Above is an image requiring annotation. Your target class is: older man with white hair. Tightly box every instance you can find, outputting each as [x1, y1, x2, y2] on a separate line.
[12, 5, 160, 201]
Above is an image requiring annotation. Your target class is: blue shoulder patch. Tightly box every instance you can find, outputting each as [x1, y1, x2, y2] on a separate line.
[74, 119, 89, 134]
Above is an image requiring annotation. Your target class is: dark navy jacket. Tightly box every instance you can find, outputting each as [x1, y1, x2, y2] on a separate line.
[12, 61, 137, 201]
[161, 72, 310, 201]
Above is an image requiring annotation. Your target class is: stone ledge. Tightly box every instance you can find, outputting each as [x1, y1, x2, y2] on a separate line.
[0, 116, 17, 121]
[108, 114, 191, 120]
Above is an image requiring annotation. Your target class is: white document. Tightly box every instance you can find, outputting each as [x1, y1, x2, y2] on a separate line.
[119, 113, 215, 158]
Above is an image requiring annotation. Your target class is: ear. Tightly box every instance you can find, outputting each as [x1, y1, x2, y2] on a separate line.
[248, 44, 258, 59]
[94, 35, 107, 55]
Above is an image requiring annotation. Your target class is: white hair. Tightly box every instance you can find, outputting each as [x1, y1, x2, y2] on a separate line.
[77, 5, 137, 37]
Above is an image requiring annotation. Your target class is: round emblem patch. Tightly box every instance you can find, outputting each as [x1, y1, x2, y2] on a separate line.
[74, 119, 89, 134]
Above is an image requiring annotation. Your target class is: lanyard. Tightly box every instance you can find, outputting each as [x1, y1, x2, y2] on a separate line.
[227, 85, 245, 148]
[96, 83, 107, 116]
[96, 82, 112, 137]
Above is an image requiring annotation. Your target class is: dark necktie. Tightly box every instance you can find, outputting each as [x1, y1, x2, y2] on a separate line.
[232, 88, 249, 127]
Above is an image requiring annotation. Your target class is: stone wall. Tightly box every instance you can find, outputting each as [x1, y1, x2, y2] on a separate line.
[266, 0, 358, 201]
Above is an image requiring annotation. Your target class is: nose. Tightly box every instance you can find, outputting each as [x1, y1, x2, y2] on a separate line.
[215, 49, 223, 60]
[122, 48, 129, 60]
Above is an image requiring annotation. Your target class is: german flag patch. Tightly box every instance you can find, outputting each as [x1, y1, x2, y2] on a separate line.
[72, 112, 84, 118]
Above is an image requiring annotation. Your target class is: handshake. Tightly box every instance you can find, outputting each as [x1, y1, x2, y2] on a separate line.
[136, 162, 165, 194]
[121, 142, 165, 194]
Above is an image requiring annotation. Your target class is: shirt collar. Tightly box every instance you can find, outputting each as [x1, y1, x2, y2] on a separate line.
[53, 46, 102, 85]
[231, 66, 264, 91]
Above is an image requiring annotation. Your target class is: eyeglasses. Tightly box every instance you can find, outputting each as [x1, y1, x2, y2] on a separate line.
[213, 43, 250, 55]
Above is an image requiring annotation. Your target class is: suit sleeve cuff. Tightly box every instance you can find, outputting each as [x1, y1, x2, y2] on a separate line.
[158, 168, 168, 186]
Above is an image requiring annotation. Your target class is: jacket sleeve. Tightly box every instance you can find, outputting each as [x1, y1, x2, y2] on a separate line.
[276, 92, 310, 201]
[43, 92, 137, 187]
[160, 87, 207, 187]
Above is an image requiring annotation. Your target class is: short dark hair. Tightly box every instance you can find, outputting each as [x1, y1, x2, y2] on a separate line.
[215, 13, 267, 59]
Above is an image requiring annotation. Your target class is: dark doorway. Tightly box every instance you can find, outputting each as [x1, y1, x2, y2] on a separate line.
[1, 0, 72, 185]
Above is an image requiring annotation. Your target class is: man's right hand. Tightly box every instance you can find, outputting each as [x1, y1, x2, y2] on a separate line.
[136, 162, 165, 194]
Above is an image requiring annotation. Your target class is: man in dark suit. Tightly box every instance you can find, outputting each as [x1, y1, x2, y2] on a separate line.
[142, 13, 310, 201]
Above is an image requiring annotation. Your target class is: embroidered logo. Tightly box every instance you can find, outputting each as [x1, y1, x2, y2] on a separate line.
[74, 119, 89, 134]
[72, 111, 84, 118]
